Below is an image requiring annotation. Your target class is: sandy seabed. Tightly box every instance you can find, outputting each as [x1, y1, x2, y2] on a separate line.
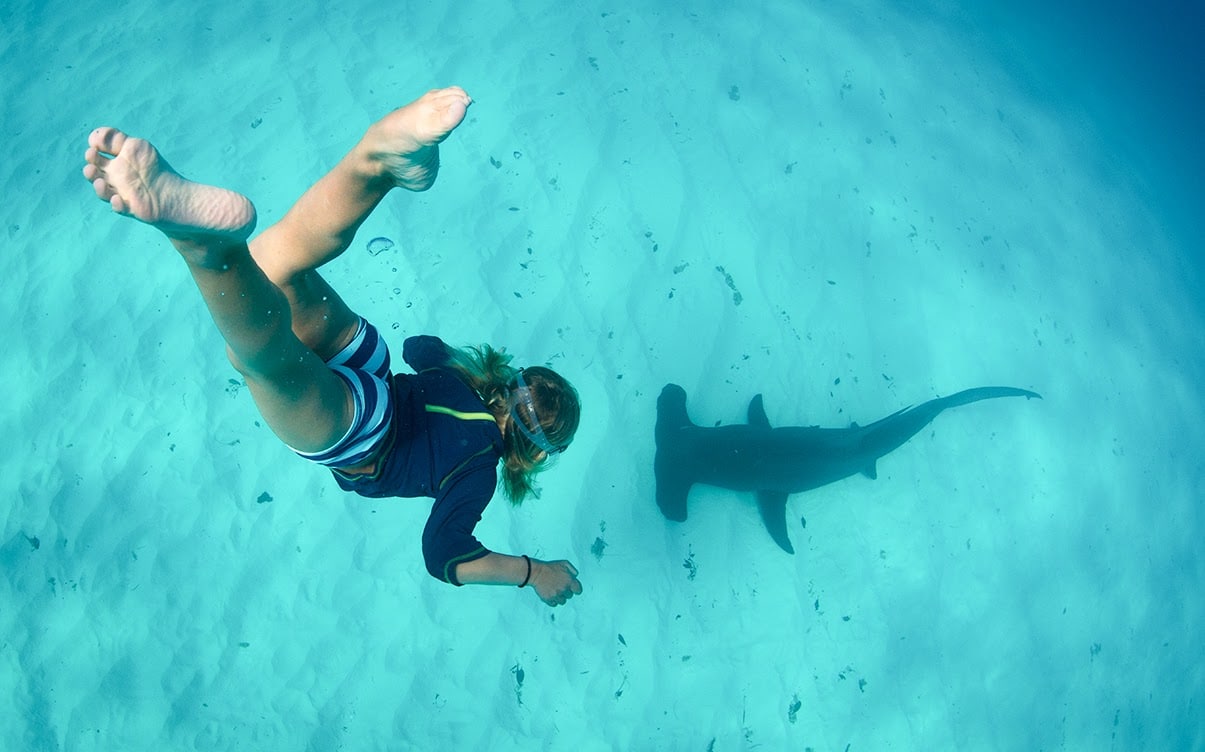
[2, 0, 1202, 750]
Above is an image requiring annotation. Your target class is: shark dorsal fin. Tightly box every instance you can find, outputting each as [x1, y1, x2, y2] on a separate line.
[748, 394, 771, 428]
[862, 461, 878, 480]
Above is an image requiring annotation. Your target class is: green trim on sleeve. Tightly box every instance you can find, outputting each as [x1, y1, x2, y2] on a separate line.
[444, 546, 489, 586]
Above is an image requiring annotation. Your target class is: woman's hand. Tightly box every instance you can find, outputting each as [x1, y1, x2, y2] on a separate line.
[528, 558, 582, 607]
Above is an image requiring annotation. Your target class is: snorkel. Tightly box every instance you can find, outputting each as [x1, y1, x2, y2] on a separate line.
[509, 369, 567, 456]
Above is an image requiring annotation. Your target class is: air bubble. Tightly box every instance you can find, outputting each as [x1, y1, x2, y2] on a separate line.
[366, 236, 395, 256]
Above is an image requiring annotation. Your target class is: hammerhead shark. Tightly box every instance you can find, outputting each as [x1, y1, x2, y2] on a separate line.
[654, 383, 1041, 554]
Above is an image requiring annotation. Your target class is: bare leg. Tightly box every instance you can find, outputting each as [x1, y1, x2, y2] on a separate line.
[83, 127, 351, 453]
[82, 88, 472, 457]
[249, 87, 473, 358]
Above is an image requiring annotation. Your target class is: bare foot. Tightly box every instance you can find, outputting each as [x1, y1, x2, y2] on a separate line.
[361, 86, 473, 191]
[83, 128, 257, 242]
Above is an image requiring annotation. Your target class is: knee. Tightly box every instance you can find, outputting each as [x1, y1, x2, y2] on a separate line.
[224, 342, 303, 386]
[225, 345, 252, 376]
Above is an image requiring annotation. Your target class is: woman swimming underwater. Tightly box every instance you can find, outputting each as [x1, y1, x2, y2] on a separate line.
[82, 86, 583, 607]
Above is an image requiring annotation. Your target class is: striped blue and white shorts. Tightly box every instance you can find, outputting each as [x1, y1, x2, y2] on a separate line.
[291, 317, 394, 469]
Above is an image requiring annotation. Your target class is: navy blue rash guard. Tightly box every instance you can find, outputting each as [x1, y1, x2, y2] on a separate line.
[333, 335, 503, 585]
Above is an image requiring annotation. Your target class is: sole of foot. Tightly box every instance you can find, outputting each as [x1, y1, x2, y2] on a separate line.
[83, 127, 257, 243]
[364, 86, 473, 191]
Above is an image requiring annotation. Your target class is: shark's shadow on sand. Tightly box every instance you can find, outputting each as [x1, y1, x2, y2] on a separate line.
[654, 383, 1041, 553]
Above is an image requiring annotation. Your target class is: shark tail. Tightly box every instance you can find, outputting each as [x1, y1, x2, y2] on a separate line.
[862, 385, 1041, 456]
[933, 386, 1042, 409]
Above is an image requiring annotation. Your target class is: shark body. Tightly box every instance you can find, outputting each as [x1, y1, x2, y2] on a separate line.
[654, 383, 1041, 553]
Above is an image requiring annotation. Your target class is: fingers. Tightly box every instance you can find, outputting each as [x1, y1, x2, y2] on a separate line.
[538, 560, 583, 607]
[542, 587, 575, 607]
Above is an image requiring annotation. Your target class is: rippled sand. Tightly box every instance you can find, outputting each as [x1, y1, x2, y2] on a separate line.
[2, 0, 1202, 749]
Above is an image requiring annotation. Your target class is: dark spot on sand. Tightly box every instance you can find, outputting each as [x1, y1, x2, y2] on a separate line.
[683, 548, 698, 581]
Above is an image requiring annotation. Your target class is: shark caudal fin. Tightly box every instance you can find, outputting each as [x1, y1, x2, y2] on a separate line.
[947, 385, 1041, 405]
[861, 385, 1042, 459]
[915, 386, 1042, 426]
[655, 384, 695, 522]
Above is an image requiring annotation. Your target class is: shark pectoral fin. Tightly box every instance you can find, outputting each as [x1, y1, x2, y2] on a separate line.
[748, 394, 772, 429]
[655, 461, 692, 522]
[862, 461, 878, 480]
[756, 491, 795, 554]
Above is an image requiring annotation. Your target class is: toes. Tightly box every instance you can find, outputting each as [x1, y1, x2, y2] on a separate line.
[426, 89, 471, 132]
[422, 86, 472, 111]
[89, 174, 114, 200]
[438, 100, 468, 128]
[83, 150, 115, 197]
[88, 126, 127, 157]
[89, 176, 113, 201]
[438, 85, 470, 102]
[434, 86, 472, 109]
[84, 145, 110, 174]
[88, 177, 129, 216]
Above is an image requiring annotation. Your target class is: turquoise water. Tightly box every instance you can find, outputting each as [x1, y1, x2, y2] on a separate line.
[2, 0, 1202, 749]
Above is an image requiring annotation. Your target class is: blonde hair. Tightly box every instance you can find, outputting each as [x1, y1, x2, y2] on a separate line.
[444, 344, 580, 503]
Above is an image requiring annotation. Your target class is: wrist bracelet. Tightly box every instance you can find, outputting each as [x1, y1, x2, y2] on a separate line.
[519, 555, 532, 588]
